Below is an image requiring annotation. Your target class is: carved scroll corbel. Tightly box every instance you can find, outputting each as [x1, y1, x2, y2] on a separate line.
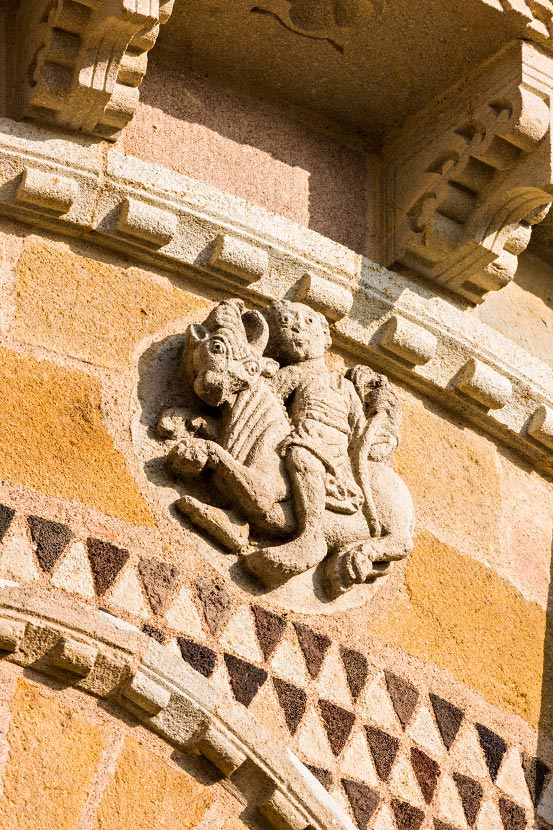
[16, 0, 175, 139]
[383, 41, 553, 303]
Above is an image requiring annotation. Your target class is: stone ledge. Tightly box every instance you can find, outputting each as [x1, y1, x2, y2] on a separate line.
[0, 119, 552, 472]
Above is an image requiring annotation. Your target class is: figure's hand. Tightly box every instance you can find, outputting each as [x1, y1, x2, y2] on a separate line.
[167, 435, 220, 478]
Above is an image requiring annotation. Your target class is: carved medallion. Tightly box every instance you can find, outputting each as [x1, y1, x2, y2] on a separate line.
[134, 298, 414, 612]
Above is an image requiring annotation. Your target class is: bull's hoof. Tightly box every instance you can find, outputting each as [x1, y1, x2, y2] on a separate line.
[323, 542, 390, 599]
[242, 534, 327, 589]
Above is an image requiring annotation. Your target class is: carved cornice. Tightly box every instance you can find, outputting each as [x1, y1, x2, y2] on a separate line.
[383, 41, 553, 304]
[0, 118, 553, 473]
[0, 583, 354, 830]
[16, 0, 175, 139]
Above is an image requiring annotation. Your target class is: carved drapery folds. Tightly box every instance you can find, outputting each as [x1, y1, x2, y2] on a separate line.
[16, 0, 174, 139]
[383, 41, 553, 303]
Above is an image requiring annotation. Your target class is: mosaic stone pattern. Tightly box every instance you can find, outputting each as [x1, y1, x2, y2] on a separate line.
[0, 502, 550, 830]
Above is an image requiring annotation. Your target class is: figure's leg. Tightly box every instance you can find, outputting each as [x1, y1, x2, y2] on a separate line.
[243, 446, 328, 586]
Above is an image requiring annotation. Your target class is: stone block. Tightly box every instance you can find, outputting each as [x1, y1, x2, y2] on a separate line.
[16, 168, 79, 214]
[295, 272, 353, 321]
[379, 315, 437, 365]
[0, 619, 26, 652]
[258, 788, 310, 830]
[117, 197, 178, 246]
[454, 358, 513, 409]
[195, 723, 247, 777]
[527, 404, 553, 450]
[49, 636, 97, 677]
[210, 234, 269, 282]
[122, 670, 171, 715]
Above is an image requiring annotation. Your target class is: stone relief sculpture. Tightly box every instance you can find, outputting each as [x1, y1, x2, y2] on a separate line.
[157, 299, 414, 600]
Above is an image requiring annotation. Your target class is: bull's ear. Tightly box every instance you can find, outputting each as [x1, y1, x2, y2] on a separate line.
[188, 323, 208, 341]
[242, 309, 269, 355]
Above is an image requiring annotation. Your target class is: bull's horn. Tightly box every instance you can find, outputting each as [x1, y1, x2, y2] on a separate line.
[242, 309, 269, 355]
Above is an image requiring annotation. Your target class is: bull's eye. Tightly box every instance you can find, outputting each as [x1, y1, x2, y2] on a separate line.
[209, 340, 226, 355]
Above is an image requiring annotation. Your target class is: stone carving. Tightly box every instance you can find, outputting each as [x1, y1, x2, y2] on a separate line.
[16, 0, 175, 139]
[157, 298, 414, 599]
[383, 41, 553, 303]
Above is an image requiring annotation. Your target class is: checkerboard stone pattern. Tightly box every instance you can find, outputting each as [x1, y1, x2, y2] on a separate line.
[0, 503, 550, 830]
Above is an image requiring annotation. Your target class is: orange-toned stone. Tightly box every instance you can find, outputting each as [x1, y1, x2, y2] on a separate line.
[93, 737, 214, 830]
[13, 239, 213, 370]
[0, 347, 153, 525]
[0, 679, 104, 830]
[369, 532, 548, 733]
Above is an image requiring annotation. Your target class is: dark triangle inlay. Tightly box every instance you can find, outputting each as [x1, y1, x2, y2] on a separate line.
[86, 538, 129, 596]
[142, 623, 165, 644]
[0, 505, 15, 543]
[433, 821, 457, 830]
[27, 515, 73, 573]
[178, 637, 216, 678]
[196, 578, 233, 635]
[391, 799, 425, 830]
[365, 725, 399, 781]
[385, 671, 419, 728]
[410, 747, 440, 805]
[224, 654, 267, 707]
[453, 773, 483, 826]
[429, 693, 464, 750]
[293, 622, 330, 679]
[318, 699, 355, 756]
[272, 677, 307, 735]
[522, 754, 550, 806]
[341, 779, 379, 830]
[138, 557, 180, 615]
[475, 723, 507, 781]
[498, 797, 526, 830]
[305, 765, 333, 791]
[252, 605, 287, 660]
[340, 647, 368, 700]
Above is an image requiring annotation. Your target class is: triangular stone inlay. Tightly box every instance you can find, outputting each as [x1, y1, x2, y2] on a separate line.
[365, 726, 399, 781]
[178, 637, 217, 678]
[521, 753, 550, 806]
[196, 578, 233, 635]
[138, 557, 180, 615]
[318, 699, 355, 756]
[498, 797, 526, 830]
[252, 604, 287, 660]
[475, 723, 507, 781]
[86, 538, 129, 596]
[385, 671, 419, 728]
[28, 515, 73, 573]
[224, 653, 267, 707]
[341, 779, 380, 829]
[0, 505, 15, 543]
[273, 677, 307, 735]
[433, 821, 457, 830]
[429, 693, 464, 750]
[293, 622, 330, 679]
[391, 799, 425, 830]
[306, 765, 333, 791]
[340, 647, 369, 700]
[411, 747, 440, 804]
[453, 772, 483, 826]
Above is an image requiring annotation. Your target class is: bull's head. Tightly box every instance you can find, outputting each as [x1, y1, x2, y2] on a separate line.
[184, 299, 276, 407]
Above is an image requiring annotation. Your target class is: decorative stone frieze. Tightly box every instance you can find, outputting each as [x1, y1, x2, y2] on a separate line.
[209, 234, 271, 283]
[527, 404, 553, 449]
[383, 41, 553, 303]
[16, 0, 175, 139]
[295, 272, 354, 321]
[454, 358, 514, 410]
[379, 315, 438, 366]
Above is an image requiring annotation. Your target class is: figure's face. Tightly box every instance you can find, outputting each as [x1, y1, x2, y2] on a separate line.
[273, 303, 330, 363]
[367, 419, 399, 462]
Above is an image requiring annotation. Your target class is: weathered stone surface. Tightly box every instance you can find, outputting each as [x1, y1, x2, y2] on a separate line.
[475, 724, 507, 782]
[411, 748, 440, 805]
[365, 726, 399, 782]
[13, 240, 212, 370]
[384, 672, 418, 728]
[273, 677, 307, 735]
[453, 772, 483, 825]
[252, 605, 287, 661]
[86, 539, 130, 597]
[27, 515, 73, 573]
[341, 779, 380, 829]
[138, 558, 180, 615]
[0, 506, 15, 543]
[0, 679, 104, 830]
[391, 799, 425, 830]
[224, 654, 268, 707]
[429, 694, 464, 751]
[293, 623, 331, 680]
[0, 348, 153, 525]
[92, 737, 213, 829]
[340, 647, 368, 700]
[196, 579, 234, 636]
[177, 637, 217, 678]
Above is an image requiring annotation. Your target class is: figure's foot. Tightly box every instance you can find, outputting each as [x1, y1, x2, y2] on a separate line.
[176, 496, 249, 553]
[242, 532, 327, 588]
[324, 541, 390, 599]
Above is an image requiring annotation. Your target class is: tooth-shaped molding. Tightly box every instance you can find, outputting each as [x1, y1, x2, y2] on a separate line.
[528, 404, 553, 449]
[50, 636, 98, 676]
[0, 585, 356, 830]
[379, 315, 438, 365]
[210, 234, 270, 282]
[16, 0, 175, 140]
[295, 272, 353, 320]
[454, 358, 514, 409]
[117, 197, 178, 246]
[16, 168, 79, 214]
[383, 41, 553, 303]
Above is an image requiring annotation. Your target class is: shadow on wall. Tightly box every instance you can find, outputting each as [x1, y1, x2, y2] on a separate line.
[538, 534, 553, 820]
[123, 59, 372, 256]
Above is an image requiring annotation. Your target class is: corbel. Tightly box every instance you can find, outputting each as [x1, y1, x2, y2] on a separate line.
[383, 40, 553, 303]
[16, 0, 175, 140]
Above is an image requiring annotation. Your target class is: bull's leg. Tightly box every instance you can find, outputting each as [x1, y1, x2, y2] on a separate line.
[242, 447, 328, 587]
[324, 531, 413, 599]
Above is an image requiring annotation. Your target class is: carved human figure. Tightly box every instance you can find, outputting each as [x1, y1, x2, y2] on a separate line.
[158, 298, 414, 598]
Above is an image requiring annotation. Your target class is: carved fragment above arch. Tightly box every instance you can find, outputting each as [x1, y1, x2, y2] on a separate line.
[16, 0, 175, 139]
[383, 40, 553, 303]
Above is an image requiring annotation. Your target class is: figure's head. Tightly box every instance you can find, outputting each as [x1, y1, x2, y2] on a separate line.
[264, 300, 332, 364]
[184, 299, 276, 407]
[348, 366, 402, 463]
